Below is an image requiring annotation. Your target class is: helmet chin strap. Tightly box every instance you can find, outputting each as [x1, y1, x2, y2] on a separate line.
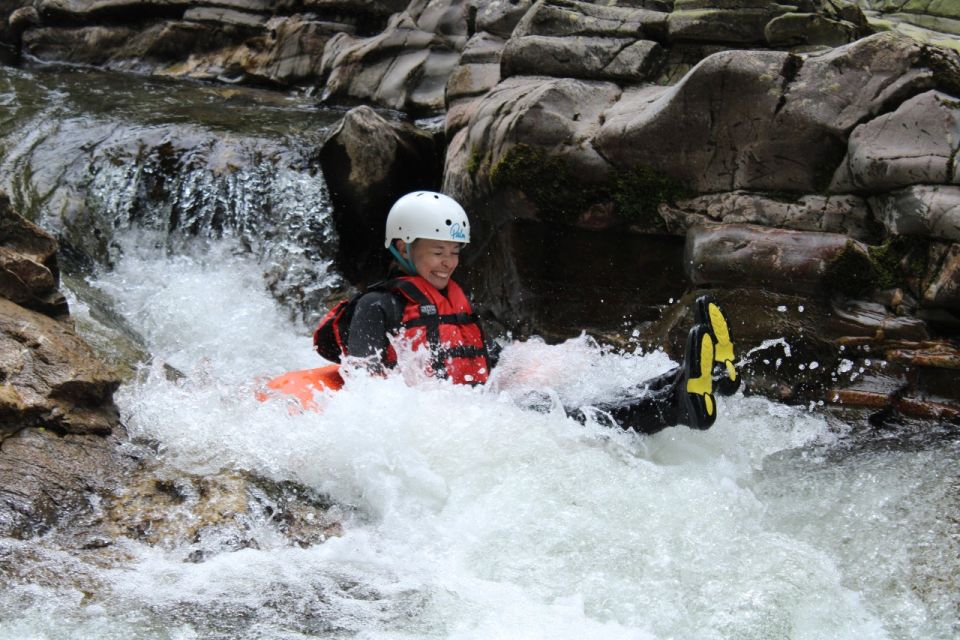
[389, 243, 417, 275]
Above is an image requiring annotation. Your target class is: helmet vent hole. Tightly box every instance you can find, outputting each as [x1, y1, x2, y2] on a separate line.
[445, 219, 451, 225]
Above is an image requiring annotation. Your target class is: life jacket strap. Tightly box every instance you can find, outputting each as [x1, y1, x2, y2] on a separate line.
[389, 277, 491, 381]
[438, 345, 488, 359]
[404, 312, 478, 328]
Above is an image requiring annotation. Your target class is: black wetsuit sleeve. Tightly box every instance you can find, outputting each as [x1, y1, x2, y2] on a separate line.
[347, 291, 404, 365]
[485, 336, 502, 369]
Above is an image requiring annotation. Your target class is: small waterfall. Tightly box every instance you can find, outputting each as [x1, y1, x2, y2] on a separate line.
[0, 63, 344, 324]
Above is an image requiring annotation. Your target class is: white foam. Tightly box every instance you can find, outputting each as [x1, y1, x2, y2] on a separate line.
[5, 236, 954, 639]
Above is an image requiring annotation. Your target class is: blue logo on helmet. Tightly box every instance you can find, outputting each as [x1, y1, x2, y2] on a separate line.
[449, 223, 466, 241]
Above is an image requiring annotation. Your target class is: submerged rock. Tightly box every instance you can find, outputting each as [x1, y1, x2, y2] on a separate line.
[103, 464, 344, 552]
[0, 426, 133, 539]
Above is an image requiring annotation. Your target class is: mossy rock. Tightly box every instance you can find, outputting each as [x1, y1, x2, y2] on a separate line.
[824, 235, 930, 298]
[490, 143, 689, 229]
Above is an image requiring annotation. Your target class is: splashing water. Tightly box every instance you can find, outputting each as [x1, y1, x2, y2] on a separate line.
[0, 64, 343, 324]
[1, 236, 958, 639]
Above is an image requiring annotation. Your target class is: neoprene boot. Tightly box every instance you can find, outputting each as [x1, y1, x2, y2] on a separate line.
[676, 324, 717, 430]
[694, 295, 740, 396]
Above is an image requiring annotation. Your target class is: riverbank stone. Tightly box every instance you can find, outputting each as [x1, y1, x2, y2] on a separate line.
[832, 90, 960, 192]
[870, 185, 960, 242]
[684, 222, 870, 294]
[660, 191, 877, 240]
[0, 195, 68, 318]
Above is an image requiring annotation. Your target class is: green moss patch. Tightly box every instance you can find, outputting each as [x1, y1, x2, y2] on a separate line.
[824, 241, 878, 298]
[869, 235, 928, 289]
[608, 165, 689, 225]
[490, 143, 689, 227]
[824, 236, 929, 298]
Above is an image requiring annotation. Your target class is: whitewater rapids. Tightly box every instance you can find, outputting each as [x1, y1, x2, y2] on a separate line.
[0, 234, 956, 640]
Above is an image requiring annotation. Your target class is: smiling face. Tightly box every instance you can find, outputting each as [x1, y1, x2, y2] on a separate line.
[398, 238, 461, 290]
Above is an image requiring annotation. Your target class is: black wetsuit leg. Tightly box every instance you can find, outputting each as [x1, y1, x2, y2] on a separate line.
[567, 367, 681, 435]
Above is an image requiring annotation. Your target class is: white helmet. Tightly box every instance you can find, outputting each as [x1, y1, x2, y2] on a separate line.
[384, 191, 470, 248]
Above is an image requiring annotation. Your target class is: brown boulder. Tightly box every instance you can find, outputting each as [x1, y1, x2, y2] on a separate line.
[0, 195, 68, 318]
[0, 195, 122, 538]
[684, 222, 869, 294]
[661, 191, 877, 240]
[319, 1, 470, 115]
[668, 1, 795, 45]
[595, 32, 960, 194]
[501, 36, 664, 83]
[0, 298, 119, 436]
[764, 11, 865, 48]
[445, 75, 621, 214]
[511, 0, 668, 40]
[476, 0, 536, 39]
[445, 32, 504, 132]
[0, 426, 131, 539]
[832, 90, 960, 192]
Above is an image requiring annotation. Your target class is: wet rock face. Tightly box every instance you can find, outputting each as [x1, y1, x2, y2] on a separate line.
[5, 0, 409, 88]
[0, 427, 132, 539]
[318, 105, 443, 284]
[855, 0, 960, 50]
[0, 297, 120, 436]
[0, 193, 123, 538]
[0, 197, 119, 438]
[0, 193, 68, 318]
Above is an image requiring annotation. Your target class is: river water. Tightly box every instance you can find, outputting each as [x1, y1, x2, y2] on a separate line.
[0, 65, 957, 639]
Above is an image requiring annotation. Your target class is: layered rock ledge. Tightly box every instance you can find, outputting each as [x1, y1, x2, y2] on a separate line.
[0, 193, 124, 537]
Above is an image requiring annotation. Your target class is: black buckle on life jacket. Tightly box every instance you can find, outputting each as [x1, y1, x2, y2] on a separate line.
[439, 345, 487, 359]
[390, 278, 490, 380]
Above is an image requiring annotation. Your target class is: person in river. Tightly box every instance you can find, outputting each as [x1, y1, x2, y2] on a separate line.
[314, 190, 739, 433]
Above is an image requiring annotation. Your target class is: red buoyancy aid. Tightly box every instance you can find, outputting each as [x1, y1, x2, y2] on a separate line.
[387, 276, 490, 385]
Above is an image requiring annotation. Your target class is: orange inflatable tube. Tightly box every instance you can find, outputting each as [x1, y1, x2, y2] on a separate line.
[256, 364, 344, 411]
